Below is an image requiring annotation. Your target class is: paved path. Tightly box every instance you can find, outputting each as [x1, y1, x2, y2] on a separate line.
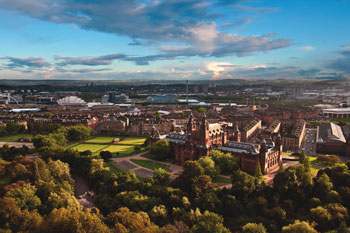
[72, 174, 95, 209]
[0, 142, 33, 148]
[110, 151, 183, 179]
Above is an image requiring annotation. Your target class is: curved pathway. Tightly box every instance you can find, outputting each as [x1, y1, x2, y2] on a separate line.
[110, 151, 183, 179]
[110, 151, 234, 186]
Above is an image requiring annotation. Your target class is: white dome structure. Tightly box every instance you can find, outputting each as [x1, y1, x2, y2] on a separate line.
[57, 96, 86, 106]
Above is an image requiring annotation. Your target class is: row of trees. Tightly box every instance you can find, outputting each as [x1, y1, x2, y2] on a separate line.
[32, 124, 94, 150]
[0, 122, 26, 137]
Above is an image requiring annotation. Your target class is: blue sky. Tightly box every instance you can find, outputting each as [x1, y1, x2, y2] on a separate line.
[0, 0, 349, 80]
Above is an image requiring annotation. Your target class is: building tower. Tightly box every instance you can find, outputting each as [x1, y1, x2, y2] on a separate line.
[200, 113, 209, 144]
[187, 113, 195, 135]
[186, 80, 189, 104]
[233, 123, 241, 142]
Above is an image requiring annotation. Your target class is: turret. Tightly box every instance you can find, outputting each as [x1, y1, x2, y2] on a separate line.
[233, 123, 241, 142]
[187, 112, 195, 134]
[170, 120, 176, 132]
[200, 113, 209, 143]
[151, 125, 156, 136]
[260, 139, 267, 153]
[276, 133, 283, 152]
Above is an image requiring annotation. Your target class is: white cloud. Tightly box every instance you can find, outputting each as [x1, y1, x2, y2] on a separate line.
[299, 46, 315, 51]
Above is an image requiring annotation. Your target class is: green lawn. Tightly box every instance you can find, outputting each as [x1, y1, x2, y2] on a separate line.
[71, 143, 108, 153]
[84, 136, 118, 144]
[118, 137, 146, 145]
[0, 134, 34, 142]
[213, 176, 231, 184]
[332, 118, 350, 124]
[130, 159, 170, 171]
[141, 152, 174, 163]
[104, 145, 136, 157]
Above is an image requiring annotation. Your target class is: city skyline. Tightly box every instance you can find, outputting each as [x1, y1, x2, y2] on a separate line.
[0, 0, 349, 80]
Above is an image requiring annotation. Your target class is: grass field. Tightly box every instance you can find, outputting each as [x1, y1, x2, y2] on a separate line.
[130, 159, 169, 171]
[104, 145, 136, 157]
[71, 143, 108, 152]
[117, 137, 145, 145]
[84, 136, 118, 144]
[0, 134, 34, 142]
[141, 152, 174, 163]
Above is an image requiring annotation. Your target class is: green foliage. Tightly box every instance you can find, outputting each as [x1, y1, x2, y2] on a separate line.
[198, 156, 220, 178]
[59, 124, 94, 142]
[282, 220, 317, 233]
[231, 170, 256, 198]
[156, 112, 161, 121]
[100, 151, 112, 161]
[210, 150, 240, 175]
[197, 107, 207, 113]
[242, 223, 267, 233]
[41, 208, 110, 233]
[191, 211, 230, 233]
[5, 183, 41, 211]
[254, 163, 263, 178]
[150, 139, 171, 161]
[106, 207, 154, 232]
[299, 150, 306, 164]
[317, 154, 342, 166]
[153, 168, 170, 185]
[5, 122, 25, 134]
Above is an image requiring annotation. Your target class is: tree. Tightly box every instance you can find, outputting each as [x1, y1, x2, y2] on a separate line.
[191, 211, 230, 233]
[198, 156, 220, 178]
[41, 208, 110, 233]
[156, 112, 161, 121]
[149, 205, 168, 226]
[48, 159, 74, 185]
[106, 207, 154, 232]
[309, 206, 331, 231]
[242, 223, 267, 233]
[197, 107, 206, 113]
[32, 134, 57, 149]
[60, 125, 93, 142]
[0, 197, 42, 233]
[45, 112, 53, 119]
[90, 159, 109, 175]
[175, 161, 204, 193]
[100, 151, 112, 161]
[231, 170, 256, 198]
[301, 171, 314, 189]
[282, 220, 317, 233]
[153, 168, 170, 185]
[5, 183, 41, 211]
[150, 139, 171, 161]
[48, 189, 81, 210]
[315, 173, 333, 200]
[5, 122, 21, 134]
[210, 150, 240, 175]
[303, 157, 311, 172]
[254, 163, 263, 178]
[192, 175, 212, 198]
[299, 150, 306, 164]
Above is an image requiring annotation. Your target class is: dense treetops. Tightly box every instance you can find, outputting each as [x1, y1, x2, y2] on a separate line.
[2, 124, 350, 232]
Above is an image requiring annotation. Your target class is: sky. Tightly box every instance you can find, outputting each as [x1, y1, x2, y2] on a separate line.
[0, 0, 349, 80]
